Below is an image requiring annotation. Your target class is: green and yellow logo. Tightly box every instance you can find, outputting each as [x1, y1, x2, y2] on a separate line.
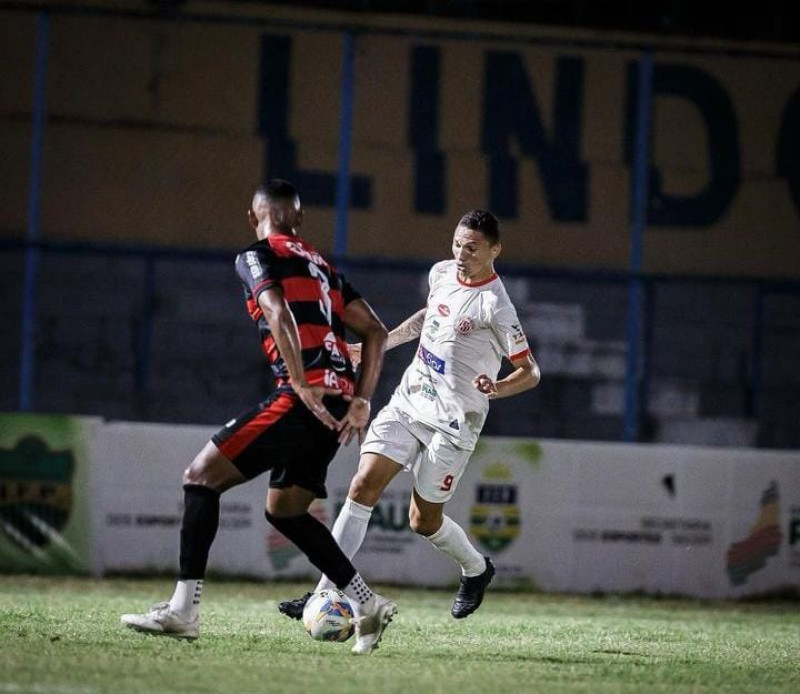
[470, 463, 520, 553]
[0, 436, 74, 555]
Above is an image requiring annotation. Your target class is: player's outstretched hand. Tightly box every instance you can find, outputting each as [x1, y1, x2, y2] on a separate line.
[337, 396, 371, 445]
[473, 373, 498, 398]
[296, 384, 342, 430]
[348, 342, 363, 369]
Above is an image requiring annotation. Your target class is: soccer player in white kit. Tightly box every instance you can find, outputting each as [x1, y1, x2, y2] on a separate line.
[280, 210, 540, 619]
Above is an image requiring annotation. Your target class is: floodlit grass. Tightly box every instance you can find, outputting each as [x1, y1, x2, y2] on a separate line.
[0, 576, 798, 694]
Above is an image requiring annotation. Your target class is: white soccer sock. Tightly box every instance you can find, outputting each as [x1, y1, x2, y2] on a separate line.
[341, 572, 375, 618]
[425, 515, 486, 577]
[315, 498, 373, 592]
[169, 579, 203, 620]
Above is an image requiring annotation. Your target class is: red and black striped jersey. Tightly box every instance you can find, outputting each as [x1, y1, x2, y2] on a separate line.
[234, 232, 360, 395]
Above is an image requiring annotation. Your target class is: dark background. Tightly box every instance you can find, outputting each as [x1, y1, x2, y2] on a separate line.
[152, 0, 799, 44]
[2, 0, 798, 448]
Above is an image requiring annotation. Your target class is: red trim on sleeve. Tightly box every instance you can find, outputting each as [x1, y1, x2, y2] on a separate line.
[252, 278, 279, 299]
[509, 347, 531, 362]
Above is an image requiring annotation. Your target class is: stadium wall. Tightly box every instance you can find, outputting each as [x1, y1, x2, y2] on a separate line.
[2, 413, 798, 598]
[3, 245, 799, 447]
[1, 1, 799, 277]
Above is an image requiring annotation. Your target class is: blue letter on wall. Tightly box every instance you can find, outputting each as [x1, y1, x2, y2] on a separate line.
[258, 34, 371, 207]
[482, 52, 588, 221]
[625, 62, 740, 225]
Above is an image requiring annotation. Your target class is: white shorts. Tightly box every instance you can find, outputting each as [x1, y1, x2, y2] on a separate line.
[360, 403, 472, 503]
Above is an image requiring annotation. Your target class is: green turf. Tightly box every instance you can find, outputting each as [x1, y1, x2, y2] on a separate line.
[0, 576, 797, 694]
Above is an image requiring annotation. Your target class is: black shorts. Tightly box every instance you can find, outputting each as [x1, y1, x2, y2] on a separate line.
[211, 388, 349, 499]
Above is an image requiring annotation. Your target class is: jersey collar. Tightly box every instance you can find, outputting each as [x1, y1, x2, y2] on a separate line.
[456, 271, 498, 288]
[266, 231, 299, 245]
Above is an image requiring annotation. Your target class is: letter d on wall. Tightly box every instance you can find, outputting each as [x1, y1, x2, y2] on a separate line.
[625, 62, 741, 226]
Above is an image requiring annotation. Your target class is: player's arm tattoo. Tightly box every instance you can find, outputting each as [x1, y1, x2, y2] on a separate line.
[387, 308, 426, 350]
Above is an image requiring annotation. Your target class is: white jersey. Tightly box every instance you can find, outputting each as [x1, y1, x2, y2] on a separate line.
[390, 260, 531, 451]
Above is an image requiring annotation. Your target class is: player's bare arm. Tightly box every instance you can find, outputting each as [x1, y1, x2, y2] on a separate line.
[340, 299, 388, 444]
[387, 307, 427, 349]
[349, 307, 426, 367]
[258, 286, 341, 429]
[473, 353, 541, 400]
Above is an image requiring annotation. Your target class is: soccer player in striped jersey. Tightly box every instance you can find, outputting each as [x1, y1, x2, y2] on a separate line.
[279, 209, 540, 621]
[122, 180, 396, 654]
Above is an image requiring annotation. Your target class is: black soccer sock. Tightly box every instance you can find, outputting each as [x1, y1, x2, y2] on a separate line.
[265, 510, 357, 589]
[179, 484, 221, 580]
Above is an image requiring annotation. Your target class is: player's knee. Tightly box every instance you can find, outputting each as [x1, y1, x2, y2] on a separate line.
[348, 473, 381, 507]
[184, 446, 212, 485]
[408, 508, 438, 537]
[183, 464, 200, 486]
[184, 453, 213, 486]
[182, 444, 242, 491]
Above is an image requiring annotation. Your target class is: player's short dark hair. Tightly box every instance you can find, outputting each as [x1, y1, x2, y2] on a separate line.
[458, 209, 500, 244]
[255, 179, 298, 203]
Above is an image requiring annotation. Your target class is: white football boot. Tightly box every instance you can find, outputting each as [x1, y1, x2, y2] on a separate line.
[350, 595, 397, 655]
[121, 602, 200, 640]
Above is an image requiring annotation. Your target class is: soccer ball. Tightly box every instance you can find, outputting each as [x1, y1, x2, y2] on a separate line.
[301, 589, 355, 642]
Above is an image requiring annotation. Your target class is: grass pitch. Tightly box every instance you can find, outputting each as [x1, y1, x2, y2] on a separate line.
[0, 576, 797, 694]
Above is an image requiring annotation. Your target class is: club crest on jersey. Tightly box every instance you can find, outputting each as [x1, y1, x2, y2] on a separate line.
[437, 304, 450, 317]
[456, 315, 475, 335]
[417, 345, 445, 374]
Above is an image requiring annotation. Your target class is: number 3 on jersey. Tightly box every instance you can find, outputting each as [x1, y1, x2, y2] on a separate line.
[307, 261, 332, 324]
